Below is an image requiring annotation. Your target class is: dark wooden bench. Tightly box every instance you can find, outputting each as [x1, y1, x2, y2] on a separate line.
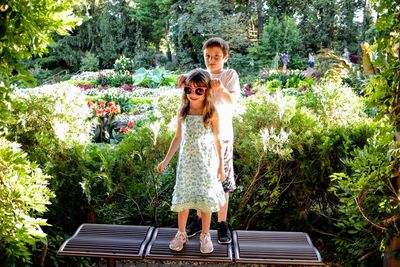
[58, 224, 324, 266]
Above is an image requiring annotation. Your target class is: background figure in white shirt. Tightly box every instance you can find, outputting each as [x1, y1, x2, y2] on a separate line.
[342, 47, 350, 61]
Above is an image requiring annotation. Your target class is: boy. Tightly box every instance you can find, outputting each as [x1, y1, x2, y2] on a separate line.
[179, 37, 240, 244]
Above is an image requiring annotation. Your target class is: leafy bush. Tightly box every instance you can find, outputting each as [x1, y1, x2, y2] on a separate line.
[329, 125, 393, 266]
[230, 79, 379, 263]
[80, 52, 100, 72]
[81, 122, 177, 226]
[29, 64, 53, 86]
[8, 83, 93, 161]
[80, 90, 181, 227]
[0, 137, 54, 265]
[132, 67, 177, 88]
[113, 55, 135, 74]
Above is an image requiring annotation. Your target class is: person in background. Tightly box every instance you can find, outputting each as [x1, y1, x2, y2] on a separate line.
[281, 51, 289, 72]
[308, 52, 315, 69]
[178, 37, 240, 245]
[342, 48, 350, 61]
[157, 68, 226, 254]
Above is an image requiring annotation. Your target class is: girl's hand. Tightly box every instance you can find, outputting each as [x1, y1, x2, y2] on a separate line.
[157, 161, 167, 173]
[217, 165, 225, 182]
[177, 75, 186, 88]
[210, 78, 222, 93]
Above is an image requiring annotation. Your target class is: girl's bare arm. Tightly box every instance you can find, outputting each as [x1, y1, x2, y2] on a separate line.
[157, 116, 182, 173]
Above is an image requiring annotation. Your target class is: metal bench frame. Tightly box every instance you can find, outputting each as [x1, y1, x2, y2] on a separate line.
[58, 224, 324, 266]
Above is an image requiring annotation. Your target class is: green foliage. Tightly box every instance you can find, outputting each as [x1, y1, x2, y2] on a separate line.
[29, 64, 54, 86]
[364, 7, 400, 126]
[132, 67, 177, 88]
[230, 79, 377, 238]
[248, 16, 303, 69]
[170, 0, 248, 67]
[8, 83, 93, 161]
[329, 123, 393, 265]
[80, 52, 100, 72]
[258, 69, 315, 91]
[0, 0, 79, 135]
[0, 137, 54, 265]
[114, 56, 135, 75]
[154, 90, 181, 126]
[81, 121, 177, 226]
[328, 1, 400, 264]
[93, 67, 177, 89]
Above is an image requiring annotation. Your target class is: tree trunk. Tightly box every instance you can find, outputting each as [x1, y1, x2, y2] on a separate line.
[257, 0, 264, 40]
[384, 235, 400, 267]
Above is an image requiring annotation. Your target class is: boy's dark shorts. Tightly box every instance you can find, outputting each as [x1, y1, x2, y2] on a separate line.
[222, 140, 236, 193]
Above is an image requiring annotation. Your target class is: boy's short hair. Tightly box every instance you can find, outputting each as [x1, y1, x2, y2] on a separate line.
[202, 37, 229, 56]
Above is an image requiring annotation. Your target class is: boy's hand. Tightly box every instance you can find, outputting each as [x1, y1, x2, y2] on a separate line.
[177, 75, 186, 88]
[210, 78, 222, 93]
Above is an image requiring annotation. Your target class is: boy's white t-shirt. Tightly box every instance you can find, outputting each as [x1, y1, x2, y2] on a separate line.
[210, 69, 240, 142]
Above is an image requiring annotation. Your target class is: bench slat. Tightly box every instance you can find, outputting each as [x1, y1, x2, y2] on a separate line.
[57, 224, 153, 259]
[233, 230, 324, 265]
[145, 227, 233, 262]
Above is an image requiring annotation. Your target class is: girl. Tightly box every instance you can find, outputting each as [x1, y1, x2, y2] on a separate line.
[157, 68, 225, 254]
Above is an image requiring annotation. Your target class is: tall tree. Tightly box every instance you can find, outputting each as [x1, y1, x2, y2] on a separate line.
[248, 15, 302, 68]
[0, 0, 79, 134]
[170, 0, 248, 68]
[130, 0, 172, 51]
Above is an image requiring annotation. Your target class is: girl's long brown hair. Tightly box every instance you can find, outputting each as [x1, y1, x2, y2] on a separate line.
[179, 68, 215, 127]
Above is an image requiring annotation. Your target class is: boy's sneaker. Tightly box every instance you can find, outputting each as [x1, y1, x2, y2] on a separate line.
[169, 231, 187, 251]
[217, 221, 232, 244]
[186, 216, 202, 237]
[200, 232, 214, 254]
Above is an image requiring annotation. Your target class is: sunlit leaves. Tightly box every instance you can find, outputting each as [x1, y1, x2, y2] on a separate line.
[0, 137, 54, 264]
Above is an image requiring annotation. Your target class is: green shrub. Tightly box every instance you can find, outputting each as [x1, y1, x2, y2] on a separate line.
[9, 83, 93, 161]
[114, 55, 135, 75]
[230, 79, 378, 253]
[80, 52, 100, 72]
[133, 67, 177, 88]
[329, 120, 393, 266]
[0, 137, 54, 265]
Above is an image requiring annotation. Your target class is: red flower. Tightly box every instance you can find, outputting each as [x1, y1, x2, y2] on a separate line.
[121, 127, 129, 133]
[128, 121, 134, 128]
[88, 101, 94, 109]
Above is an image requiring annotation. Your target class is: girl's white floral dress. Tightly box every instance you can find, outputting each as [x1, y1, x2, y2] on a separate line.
[171, 115, 225, 213]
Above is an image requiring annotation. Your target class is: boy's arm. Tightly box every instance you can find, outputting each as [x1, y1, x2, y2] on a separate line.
[211, 111, 224, 182]
[211, 78, 232, 104]
[221, 69, 241, 101]
[177, 74, 186, 88]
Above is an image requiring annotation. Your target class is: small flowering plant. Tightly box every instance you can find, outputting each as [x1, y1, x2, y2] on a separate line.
[88, 99, 134, 144]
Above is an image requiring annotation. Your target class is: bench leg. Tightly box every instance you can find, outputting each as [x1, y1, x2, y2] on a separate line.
[107, 258, 116, 267]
